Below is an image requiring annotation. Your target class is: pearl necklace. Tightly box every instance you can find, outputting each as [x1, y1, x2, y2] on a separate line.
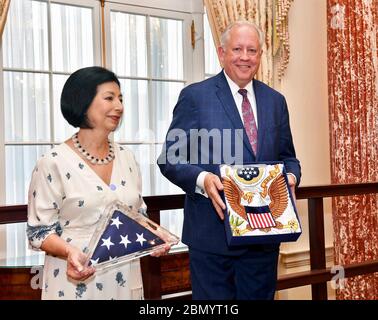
[72, 133, 115, 165]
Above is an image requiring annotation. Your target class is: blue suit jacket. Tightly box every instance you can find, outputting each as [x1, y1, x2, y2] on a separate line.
[158, 71, 301, 255]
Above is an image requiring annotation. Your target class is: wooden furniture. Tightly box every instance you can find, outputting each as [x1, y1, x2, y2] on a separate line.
[1, 182, 377, 300]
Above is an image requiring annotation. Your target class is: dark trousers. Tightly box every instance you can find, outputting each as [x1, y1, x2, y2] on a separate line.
[189, 246, 279, 300]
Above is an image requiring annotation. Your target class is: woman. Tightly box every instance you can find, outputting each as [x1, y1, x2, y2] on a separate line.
[27, 66, 168, 299]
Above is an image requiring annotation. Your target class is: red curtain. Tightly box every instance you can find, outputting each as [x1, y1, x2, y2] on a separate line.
[327, 0, 378, 299]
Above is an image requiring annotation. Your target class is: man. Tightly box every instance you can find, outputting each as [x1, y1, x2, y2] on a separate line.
[158, 21, 301, 299]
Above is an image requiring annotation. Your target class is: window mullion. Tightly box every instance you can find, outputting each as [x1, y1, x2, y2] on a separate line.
[47, 0, 55, 147]
[146, 14, 156, 195]
[0, 44, 5, 204]
[4, 141, 58, 146]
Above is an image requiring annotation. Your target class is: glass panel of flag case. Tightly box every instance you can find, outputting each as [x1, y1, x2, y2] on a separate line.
[85, 201, 180, 270]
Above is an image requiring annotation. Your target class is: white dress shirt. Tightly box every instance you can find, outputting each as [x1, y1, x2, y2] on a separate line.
[223, 71, 258, 128]
[195, 71, 257, 197]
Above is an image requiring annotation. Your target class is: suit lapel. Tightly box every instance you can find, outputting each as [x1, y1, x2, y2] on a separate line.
[215, 72, 254, 158]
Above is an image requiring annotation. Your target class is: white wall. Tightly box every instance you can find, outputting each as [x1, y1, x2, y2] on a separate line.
[274, 0, 335, 299]
[278, 0, 330, 187]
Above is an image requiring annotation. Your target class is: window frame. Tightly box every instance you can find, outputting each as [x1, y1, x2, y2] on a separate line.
[0, 0, 102, 205]
[0, 0, 206, 205]
[104, 2, 193, 144]
[103, 2, 200, 197]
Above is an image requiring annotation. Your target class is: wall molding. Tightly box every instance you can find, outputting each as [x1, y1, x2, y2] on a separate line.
[279, 246, 334, 269]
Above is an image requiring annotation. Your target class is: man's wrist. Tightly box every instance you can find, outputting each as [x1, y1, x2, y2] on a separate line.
[196, 171, 210, 196]
[287, 173, 297, 186]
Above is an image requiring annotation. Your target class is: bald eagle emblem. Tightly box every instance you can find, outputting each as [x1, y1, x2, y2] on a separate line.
[221, 164, 299, 236]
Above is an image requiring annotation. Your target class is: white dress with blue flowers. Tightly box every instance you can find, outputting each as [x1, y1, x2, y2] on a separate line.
[27, 143, 146, 300]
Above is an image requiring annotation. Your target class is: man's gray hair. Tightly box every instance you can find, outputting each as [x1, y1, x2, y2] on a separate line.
[220, 20, 264, 49]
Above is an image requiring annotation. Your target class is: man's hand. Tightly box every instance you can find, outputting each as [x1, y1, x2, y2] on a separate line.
[204, 173, 226, 220]
[287, 174, 297, 203]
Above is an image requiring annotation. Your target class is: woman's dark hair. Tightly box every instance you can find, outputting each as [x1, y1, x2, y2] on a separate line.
[61, 66, 121, 128]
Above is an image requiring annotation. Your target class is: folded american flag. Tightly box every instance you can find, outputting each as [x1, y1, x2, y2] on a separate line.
[88, 210, 165, 266]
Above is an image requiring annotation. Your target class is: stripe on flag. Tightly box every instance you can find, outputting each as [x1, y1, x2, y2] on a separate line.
[247, 212, 276, 229]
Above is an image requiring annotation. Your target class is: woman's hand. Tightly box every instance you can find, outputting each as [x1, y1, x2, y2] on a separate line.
[66, 246, 95, 281]
[150, 244, 172, 257]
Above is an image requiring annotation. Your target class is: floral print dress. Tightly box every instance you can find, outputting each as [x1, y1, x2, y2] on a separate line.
[27, 143, 146, 300]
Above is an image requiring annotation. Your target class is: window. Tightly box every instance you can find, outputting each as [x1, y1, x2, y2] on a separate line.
[105, 3, 194, 244]
[1, 0, 210, 260]
[2, 0, 99, 205]
[107, 5, 188, 196]
[1, 0, 100, 261]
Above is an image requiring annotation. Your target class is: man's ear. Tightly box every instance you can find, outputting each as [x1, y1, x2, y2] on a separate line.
[217, 46, 225, 67]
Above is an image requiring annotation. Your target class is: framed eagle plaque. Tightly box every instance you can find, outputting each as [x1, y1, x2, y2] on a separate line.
[220, 163, 301, 245]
